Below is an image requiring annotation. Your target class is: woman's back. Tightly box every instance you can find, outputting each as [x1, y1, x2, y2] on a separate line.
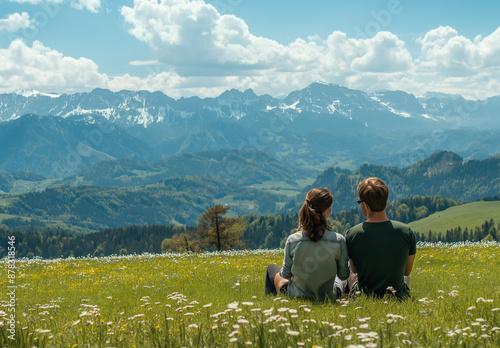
[265, 188, 350, 300]
[281, 230, 349, 301]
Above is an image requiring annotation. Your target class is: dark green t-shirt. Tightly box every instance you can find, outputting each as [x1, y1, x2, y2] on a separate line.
[345, 220, 416, 298]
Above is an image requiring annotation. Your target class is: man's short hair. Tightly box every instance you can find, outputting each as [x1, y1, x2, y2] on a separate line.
[357, 177, 389, 212]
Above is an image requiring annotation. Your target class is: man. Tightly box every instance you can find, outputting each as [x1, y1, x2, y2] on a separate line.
[345, 177, 416, 298]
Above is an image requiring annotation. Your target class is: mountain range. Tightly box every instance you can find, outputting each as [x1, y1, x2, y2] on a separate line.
[1, 82, 500, 179]
[3, 83, 500, 130]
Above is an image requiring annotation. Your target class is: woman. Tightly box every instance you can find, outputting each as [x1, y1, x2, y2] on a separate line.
[265, 188, 350, 301]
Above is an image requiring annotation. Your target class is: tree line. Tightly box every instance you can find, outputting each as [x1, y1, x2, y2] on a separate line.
[415, 218, 498, 243]
[0, 225, 186, 259]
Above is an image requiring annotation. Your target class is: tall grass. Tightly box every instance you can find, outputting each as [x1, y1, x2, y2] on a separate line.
[0, 242, 498, 347]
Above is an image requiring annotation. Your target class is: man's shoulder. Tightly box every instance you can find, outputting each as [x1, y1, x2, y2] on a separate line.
[389, 220, 414, 233]
[345, 223, 364, 244]
[346, 223, 365, 235]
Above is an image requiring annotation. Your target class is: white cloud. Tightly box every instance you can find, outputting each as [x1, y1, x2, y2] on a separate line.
[0, 12, 35, 32]
[350, 32, 413, 73]
[121, 0, 286, 74]
[3, 0, 500, 100]
[0, 39, 108, 93]
[118, 0, 500, 99]
[416, 26, 500, 77]
[118, 0, 417, 96]
[8, 0, 64, 5]
[120, 0, 413, 77]
[0, 39, 189, 97]
[108, 71, 184, 95]
[7, 0, 47, 3]
[70, 0, 101, 13]
[8, 0, 100, 12]
[129, 59, 160, 66]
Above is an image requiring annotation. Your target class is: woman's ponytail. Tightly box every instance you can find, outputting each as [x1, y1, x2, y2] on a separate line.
[298, 188, 333, 242]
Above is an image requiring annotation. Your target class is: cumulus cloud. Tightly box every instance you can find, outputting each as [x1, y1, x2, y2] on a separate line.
[417, 26, 500, 77]
[351, 32, 413, 72]
[108, 71, 184, 95]
[0, 12, 35, 32]
[3, 0, 500, 99]
[120, 0, 412, 78]
[0, 39, 189, 96]
[0, 39, 108, 93]
[118, 0, 500, 98]
[121, 0, 286, 75]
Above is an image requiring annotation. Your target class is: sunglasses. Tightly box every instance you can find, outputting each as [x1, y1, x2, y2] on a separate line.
[357, 199, 363, 204]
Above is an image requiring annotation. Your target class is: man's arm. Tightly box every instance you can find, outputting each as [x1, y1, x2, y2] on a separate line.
[404, 254, 415, 276]
[349, 259, 357, 274]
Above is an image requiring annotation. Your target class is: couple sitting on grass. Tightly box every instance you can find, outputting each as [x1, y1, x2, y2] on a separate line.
[265, 177, 416, 301]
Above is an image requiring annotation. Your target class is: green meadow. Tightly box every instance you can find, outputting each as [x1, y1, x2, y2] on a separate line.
[410, 201, 500, 235]
[1, 242, 499, 347]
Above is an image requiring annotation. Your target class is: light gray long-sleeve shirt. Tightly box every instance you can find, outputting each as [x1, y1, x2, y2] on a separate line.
[279, 229, 350, 301]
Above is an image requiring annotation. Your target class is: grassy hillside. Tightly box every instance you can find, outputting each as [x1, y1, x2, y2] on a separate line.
[285, 151, 500, 213]
[0, 176, 290, 231]
[410, 200, 500, 234]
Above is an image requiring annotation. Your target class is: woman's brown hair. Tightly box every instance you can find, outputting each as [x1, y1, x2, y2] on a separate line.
[298, 188, 333, 242]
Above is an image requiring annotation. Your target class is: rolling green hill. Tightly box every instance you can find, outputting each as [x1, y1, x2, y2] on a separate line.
[284, 151, 500, 213]
[0, 175, 289, 231]
[60, 148, 311, 189]
[409, 200, 500, 235]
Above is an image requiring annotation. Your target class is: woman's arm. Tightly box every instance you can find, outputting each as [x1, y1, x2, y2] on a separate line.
[280, 239, 293, 279]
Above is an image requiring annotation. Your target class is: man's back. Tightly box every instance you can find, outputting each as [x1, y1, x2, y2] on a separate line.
[346, 220, 416, 298]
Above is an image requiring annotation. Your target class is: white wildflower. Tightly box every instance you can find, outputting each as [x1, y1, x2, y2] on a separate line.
[227, 302, 239, 309]
[229, 330, 239, 338]
[476, 297, 493, 303]
[127, 314, 145, 320]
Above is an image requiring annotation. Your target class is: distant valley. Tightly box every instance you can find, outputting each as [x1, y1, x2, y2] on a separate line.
[0, 150, 498, 232]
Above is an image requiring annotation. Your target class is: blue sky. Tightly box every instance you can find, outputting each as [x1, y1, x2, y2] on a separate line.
[1, 0, 499, 99]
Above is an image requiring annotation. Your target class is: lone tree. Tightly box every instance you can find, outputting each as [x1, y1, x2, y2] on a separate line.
[197, 205, 246, 251]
